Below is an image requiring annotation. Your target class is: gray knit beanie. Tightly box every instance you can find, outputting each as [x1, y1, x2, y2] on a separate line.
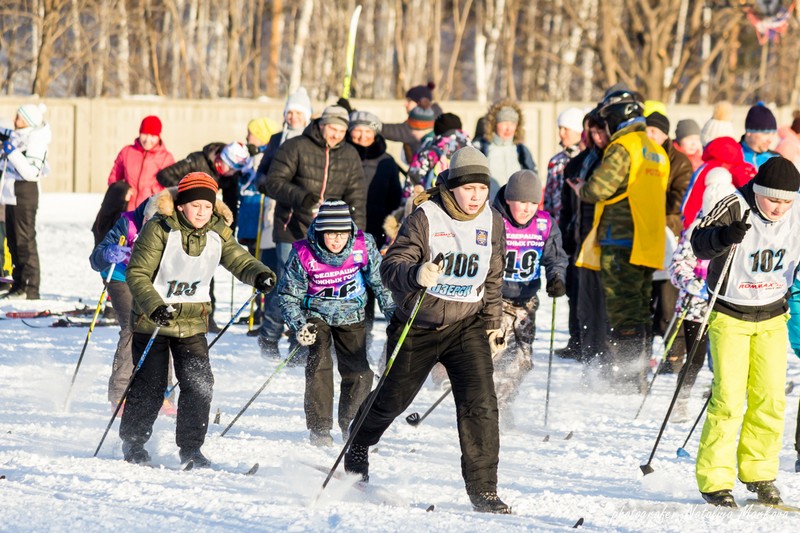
[319, 106, 350, 128]
[505, 170, 542, 203]
[349, 111, 382, 134]
[674, 119, 701, 142]
[445, 146, 491, 189]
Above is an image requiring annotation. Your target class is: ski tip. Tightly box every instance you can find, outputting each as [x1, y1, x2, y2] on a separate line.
[572, 517, 584, 528]
[246, 463, 260, 476]
[426, 504, 435, 512]
[542, 435, 550, 442]
[181, 460, 194, 472]
[564, 430, 574, 440]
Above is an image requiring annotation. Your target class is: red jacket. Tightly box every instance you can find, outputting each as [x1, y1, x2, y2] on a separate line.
[681, 137, 755, 230]
[107, 138, 175, 210]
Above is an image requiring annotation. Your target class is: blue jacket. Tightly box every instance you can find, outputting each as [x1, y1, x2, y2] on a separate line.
[740, 139, 779, 170]
[278, 220, 395, 329]
[89, 200, 148, 282]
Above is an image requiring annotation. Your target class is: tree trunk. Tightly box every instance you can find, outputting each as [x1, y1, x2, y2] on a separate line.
[116, 0, 131, 97]
[266, 0, 283, 97]
[289, 0, 314, 92]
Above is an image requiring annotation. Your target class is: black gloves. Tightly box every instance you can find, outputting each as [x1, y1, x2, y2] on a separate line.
[255, 271, 277, 293]
[719, 219, 750, 247]
[546, 278, 566, 298]
[336, 97, 354, 114]
[150, 305, 174, 327]
[302, 193, 319, 210]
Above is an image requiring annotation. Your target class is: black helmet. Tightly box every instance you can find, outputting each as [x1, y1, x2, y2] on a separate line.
[599, 90, 643, 133]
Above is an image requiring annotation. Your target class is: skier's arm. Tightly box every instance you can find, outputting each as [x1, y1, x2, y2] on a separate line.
[479, 209, 506, 330]
[380, 208, 430, 294]
[343, 157, 367, 230]
[125, 219, 170, 317]
[218, 234, 272, 286]
[363, 233, 396, 320]
[90, 217, 129, 272]
[578, 144, 630, 203]
[277, 250, 309, 331]
[261, 143, 315, 209]
[107, 149, 126, 186]
[690, 194, 741, 260]
[540, 221, 568, 284]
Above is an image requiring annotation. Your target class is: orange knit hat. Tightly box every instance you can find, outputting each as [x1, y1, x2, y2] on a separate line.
[176, 172, 218, 205]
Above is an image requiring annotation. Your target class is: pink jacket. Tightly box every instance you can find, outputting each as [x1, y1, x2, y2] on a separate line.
[107, 138, 175, 210]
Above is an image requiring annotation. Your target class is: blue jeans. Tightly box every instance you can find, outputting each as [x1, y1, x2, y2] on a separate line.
[258, 242, 293, 342]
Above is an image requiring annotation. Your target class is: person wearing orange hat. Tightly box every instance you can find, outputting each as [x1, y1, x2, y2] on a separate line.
[107, 115, 176, 211]
[119, 172, 276, 468]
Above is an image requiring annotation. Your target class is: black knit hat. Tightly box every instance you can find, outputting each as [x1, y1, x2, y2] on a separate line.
[444, 146, 490, 189]
[645, 112, 670, 136]
[434, 113, 462, 135]
[753, 157, 800, 201]
[745, 103, 777, 133]
[406, 82, 435, 105]
[314, 200, 353, 233]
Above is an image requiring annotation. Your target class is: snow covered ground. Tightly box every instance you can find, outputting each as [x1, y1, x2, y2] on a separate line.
[1, 193, 800, 532]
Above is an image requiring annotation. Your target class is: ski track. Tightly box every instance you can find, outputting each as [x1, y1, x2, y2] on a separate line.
[1, 193, 799, 532]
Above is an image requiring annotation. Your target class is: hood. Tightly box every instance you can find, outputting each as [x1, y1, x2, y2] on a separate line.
[701, 136, 745, 165]
[483, 99, 526, 144]
[306, 218, 359, 267]
[151, 187, 234, 227]
[348, 135, 388, 160]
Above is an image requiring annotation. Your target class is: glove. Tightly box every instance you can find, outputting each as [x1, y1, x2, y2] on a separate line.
[296, 323, 318, 346]
[254, 271, 277, 293]
[150, 305, 175, 327]
[336, 97, 354, 114]
[2, 140, 15, 155]
[687, 281, 708, 300]
[415, 260, 443, 288]
[102, 244, 131, 264]
[487, 329, 506, 357]
[719, 220, 750, 246]
[546, 278, 566, 298]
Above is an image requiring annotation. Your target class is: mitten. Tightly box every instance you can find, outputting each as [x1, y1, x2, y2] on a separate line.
[487, 329, 506, 357]
[719, 220, 750, 246]
[102, 244, 132, 264]
[415, 261, 443, 288]
[296, 323, 318, 346]
[2, 140, 15, 155]
[546, 278, 566, 298]
[150, 305, 175, 327]
[255, 271, 277, 293]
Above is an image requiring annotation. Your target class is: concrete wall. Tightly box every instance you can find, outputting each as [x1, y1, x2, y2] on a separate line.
[0, 97, 795, 193]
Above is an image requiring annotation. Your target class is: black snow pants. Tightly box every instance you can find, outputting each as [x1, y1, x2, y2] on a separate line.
[350, 314, 500, 494]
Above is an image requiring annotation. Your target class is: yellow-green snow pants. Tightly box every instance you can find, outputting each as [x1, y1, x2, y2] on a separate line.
[695, 311, 788, 493]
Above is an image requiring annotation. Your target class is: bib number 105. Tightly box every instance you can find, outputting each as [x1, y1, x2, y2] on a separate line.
[165, 280, 200, 298]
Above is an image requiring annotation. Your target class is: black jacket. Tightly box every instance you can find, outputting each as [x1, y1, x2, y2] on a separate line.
[258, 120, 366, 243]
[349, 135, 402, 247]
[156, 143, 241, 231]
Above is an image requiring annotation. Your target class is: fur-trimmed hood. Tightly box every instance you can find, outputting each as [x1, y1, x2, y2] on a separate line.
[483, 99, 525, 144]
[147, 187, 234, 227]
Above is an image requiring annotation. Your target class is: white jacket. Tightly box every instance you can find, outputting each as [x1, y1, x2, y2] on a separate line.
[1, 122, 52, 204]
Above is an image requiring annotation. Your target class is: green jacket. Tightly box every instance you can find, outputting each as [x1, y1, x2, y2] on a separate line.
[126, 190, 271, 337]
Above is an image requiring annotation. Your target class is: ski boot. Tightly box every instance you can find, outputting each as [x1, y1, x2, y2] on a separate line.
[180, 448, 212, 468]
[468, 491, 512, 514]
[344, 442, 369, 482]
[309, 429, 334, 447]
[745, 480, 782, 505]
[257, 336, 281, 359]
[122, 441, 151, 465]
[701, 489, 737, 507]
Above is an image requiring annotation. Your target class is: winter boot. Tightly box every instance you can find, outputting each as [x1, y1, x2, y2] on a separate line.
[701, 489, 737, 507]
[468, 491, 512, 514]
[180, 448, 212, 468]
[122, 441, 151, 465]
[257, 336, 281, 360]
[745, 480, 783, 505]
[309, 429, 334, 447]
[344, 443, 369, 482]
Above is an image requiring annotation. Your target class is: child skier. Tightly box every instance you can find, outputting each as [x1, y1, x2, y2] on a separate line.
[344, 146, 511, 513]
[278, 200, 394, 446]
[691, 157, 800, 507]
[120, 172, 276, 466]
[491, 169, 567, 429]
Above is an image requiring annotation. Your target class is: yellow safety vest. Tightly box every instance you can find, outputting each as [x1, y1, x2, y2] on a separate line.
[576, 131, 669, 271]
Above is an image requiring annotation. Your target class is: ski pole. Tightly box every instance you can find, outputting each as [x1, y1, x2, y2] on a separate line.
[544, 298, 557, 427]
[163, 291, 261, 399]
[634, 298, 689, 420]
[640, 210, 748, 476]
[676, 393, 711, 459]
[65, 235, 126, 410]
[220, 340, 308, 437]
[94, 321, 167, 457]
[341, 5, 363, 99]
[248, 195, 266, 333]
[318, 289, 427, 495]
[405, 386, 452, 426]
